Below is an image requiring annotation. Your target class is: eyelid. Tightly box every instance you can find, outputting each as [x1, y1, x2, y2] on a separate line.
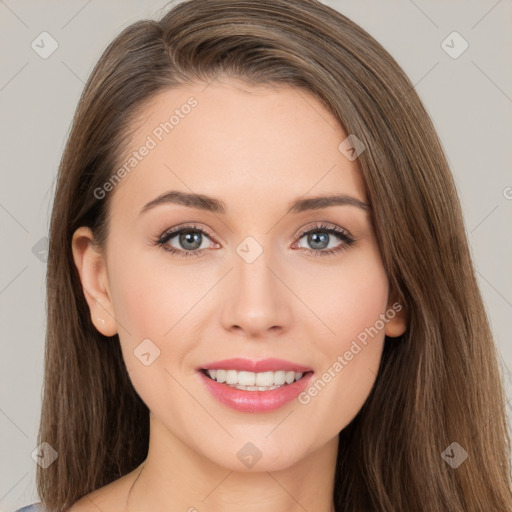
[158, 222, 352, 241]
[155, 221, 355, 257]
[157, 222, 216, 242]
[295, 222, 353, 240]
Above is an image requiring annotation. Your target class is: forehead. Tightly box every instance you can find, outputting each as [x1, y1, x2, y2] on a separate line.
[110, 78, 367, 217]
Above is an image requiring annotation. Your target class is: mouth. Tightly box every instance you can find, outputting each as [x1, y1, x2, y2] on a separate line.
[196, 357, 315, 412]
[200, 368, 313, 392]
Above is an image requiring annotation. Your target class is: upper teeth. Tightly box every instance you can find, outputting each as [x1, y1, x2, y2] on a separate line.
[206, 369, 304, 387]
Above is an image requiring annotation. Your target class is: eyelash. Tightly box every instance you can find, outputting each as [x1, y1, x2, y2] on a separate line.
[153, 223, 356, 258]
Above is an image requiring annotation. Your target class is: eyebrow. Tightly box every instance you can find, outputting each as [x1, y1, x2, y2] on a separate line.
[139, 190, 370, 216]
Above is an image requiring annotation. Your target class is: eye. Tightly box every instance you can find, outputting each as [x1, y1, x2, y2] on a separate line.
[154, 224, 218, 257]
[293, 223, 356, 257]
[153, 222, 356, 258]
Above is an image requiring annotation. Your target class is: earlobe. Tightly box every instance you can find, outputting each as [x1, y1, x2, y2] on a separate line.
[385, 312, 407, 338]
[71, 227, 118, 336]
[385, 292, 408, 338]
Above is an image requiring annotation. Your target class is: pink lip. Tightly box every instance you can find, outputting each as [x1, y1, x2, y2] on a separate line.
[199, 358, 312, 373]
[198, 370, 315, 413]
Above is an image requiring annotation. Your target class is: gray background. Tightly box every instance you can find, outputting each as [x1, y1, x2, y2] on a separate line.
[1, 0, 511, 509]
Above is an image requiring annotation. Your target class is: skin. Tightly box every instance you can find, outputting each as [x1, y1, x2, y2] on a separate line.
[70, 77, 407, 512]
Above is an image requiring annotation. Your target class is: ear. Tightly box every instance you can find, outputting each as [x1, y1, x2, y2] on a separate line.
[385, 289, 408, 338]
[71, 227, 118, 336]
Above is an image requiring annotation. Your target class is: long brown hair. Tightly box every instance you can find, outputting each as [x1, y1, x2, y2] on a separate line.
[37, 0, 512, 510]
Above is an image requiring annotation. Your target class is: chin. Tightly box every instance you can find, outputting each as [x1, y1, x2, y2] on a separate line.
[202, 437, 309, 473]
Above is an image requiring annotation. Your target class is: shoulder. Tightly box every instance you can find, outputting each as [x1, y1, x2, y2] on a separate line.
[68, 467, 141, 512]
[15, 467, 142, 512]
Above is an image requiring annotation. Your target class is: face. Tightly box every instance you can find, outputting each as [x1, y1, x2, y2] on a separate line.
[73, 78, 406, 473]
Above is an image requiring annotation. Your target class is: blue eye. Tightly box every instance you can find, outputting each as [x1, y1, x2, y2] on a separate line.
[154, 223, 355, 258]
[294, 223, 356, 257]
[155, 224, 216, 257]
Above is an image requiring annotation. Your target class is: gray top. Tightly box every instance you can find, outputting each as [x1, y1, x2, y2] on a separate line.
[13, 504, 43, 512]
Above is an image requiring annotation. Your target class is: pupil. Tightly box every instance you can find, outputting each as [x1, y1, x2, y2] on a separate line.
[181, 231, 201, 250]
[309, 232, 328, 250]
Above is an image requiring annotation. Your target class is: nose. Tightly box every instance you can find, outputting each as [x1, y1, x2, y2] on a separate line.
[220, 246, 292, 338]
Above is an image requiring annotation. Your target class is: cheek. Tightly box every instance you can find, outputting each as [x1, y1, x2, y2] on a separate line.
[296, 247, 389, 352]
[106, 248, 193, 417]
[106, 245, 210, 391]
[332, 263, 389, 345]
[107, 246, 202, 337]
[294, 248, 389, 422]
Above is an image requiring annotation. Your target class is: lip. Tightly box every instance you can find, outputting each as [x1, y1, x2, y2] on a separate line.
[199, 358, 312, 373]
[198, 369, 315, 413]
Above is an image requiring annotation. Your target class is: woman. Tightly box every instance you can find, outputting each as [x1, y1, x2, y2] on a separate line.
[15, 0, 512, 510]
